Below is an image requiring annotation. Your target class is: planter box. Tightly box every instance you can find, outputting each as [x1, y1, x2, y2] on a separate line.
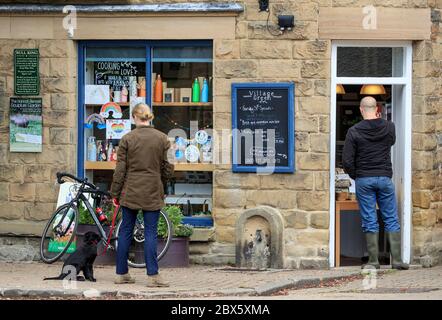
[158, 237, 189, 268]
[182, 216, 213, 227]
[130, 237, 190, 268]
[74, 225, 189, 267]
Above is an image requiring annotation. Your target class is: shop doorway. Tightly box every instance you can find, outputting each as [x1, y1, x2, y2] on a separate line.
[329, 41, 412, 267]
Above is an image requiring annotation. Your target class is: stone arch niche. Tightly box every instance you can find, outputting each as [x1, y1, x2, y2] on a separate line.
[235, 206, 284, 269]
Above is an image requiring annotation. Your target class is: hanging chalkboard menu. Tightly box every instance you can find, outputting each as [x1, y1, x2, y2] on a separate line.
[14, 49, 40, 96]
[232, 83, 294, 173]
[94, 61, 144, 90]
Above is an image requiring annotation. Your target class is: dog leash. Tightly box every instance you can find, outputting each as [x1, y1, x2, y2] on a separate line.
[98, 204, 120, 256]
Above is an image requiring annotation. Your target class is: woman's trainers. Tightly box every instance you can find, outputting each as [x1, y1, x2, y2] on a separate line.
[114, 273, 136, 284]
[146, 274, 169, 287]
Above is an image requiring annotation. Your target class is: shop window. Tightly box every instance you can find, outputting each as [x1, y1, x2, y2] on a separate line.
[79, 41, 213, 216]
[151, 45, 213, 214]
[337, 47, 404, 77]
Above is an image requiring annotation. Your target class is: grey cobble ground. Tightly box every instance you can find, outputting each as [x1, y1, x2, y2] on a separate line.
[1, 262, 438, 299]
[0, 262, 364, 299]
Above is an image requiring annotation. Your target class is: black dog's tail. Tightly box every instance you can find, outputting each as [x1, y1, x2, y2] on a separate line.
[43, 274, 66, 281]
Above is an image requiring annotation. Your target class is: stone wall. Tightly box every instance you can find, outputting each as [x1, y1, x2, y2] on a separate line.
[208, 0, 442, 268]
[411, 1, 442, 266]
[0, 39, 77, 236]
[210, 0, 331, 268]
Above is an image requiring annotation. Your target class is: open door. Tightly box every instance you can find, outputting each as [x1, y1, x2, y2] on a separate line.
[391, 84, 412, 263]
[330, 41, 413, 267]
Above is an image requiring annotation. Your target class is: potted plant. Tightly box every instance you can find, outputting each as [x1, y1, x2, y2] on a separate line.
[158, 205, 193, 267]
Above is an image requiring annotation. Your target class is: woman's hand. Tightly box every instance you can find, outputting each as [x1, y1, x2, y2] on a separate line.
[112, 198, 120, 207]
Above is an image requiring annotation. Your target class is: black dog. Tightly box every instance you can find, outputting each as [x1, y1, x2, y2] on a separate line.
[44, 232, 101, 282]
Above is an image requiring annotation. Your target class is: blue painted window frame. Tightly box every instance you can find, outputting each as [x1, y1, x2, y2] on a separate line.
[231, 82, 295, 174]
[77, 40, 212, 178]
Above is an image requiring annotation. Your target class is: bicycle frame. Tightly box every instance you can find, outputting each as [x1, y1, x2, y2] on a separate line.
[78, 193, 110, 244]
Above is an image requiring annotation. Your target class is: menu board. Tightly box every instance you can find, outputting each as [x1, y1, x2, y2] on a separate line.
[14, 49, 40, 96]
[231, 83, 294, 173]
[9, 98, 43, 152]
[94, 61, 144, 90]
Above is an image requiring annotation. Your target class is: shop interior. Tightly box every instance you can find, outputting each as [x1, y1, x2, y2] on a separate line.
[335, 83, 392, 266]
[82, 43, 213, 216]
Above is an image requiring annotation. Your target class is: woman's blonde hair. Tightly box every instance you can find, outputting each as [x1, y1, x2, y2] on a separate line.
[132, 103, 154, 122]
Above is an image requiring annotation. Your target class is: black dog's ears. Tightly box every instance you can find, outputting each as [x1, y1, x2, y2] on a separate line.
[84, 232, 92, 242]
[84, 232, 100, 244]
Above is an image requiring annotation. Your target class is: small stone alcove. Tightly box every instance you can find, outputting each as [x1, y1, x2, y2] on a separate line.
[235, 206, 284, 269]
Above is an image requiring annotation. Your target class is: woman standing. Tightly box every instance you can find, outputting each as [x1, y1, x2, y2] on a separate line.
[111, 103, 174, 286]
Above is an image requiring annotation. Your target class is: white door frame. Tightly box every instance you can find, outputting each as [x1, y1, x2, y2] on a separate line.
[329, 40, 413, 267]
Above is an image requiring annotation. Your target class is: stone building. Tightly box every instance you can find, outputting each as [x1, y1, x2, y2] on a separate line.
[0, 0, 441, 268]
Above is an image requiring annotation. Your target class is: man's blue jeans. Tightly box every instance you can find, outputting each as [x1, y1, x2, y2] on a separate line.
[116, 207, 160, 276]
[355, 176, 401, 233]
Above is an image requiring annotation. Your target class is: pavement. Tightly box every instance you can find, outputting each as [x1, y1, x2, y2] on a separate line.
[0, 261, 365, 299]
[0, 262, 440, 300]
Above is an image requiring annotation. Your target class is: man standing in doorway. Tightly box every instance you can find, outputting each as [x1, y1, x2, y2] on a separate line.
[343, 96, 409, 270]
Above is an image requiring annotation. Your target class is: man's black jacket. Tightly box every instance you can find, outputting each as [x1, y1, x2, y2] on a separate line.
[342, 118, 396, 180]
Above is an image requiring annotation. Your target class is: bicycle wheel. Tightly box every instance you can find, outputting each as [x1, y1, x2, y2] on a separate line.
[40, 203, 79, 264]
[114, 210, 173, 268]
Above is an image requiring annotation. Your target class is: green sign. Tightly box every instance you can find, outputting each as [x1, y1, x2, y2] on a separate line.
[14, 48, 40, 96]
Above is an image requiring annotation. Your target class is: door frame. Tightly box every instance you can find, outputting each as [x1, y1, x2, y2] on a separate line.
[329, 40, 413, 267]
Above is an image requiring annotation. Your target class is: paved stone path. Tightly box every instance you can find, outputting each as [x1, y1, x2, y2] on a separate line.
[0, 262, 362, 298]
[1, 262, 439, 299]
[272, 266, 442, 300]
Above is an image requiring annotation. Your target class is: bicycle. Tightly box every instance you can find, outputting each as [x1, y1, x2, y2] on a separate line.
[40, 172, 173, 268]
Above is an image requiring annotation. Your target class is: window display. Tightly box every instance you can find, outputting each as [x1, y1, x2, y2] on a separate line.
[79, 41, 213, 216]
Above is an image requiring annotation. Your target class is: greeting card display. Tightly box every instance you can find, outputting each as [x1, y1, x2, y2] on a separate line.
[106, 120, 131, 140]
[85, 85, 110, 104]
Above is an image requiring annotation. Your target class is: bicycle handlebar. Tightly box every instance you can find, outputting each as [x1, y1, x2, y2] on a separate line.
[56, 172, 97, 190]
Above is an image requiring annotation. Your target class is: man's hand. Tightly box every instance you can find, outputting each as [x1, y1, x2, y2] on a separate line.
[112, 198, 120, 207]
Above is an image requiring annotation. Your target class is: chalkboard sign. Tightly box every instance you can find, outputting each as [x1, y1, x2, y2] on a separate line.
[94, 61, 144, 90]
[232, 83, 294, 173]
[14, 49, 40, 96]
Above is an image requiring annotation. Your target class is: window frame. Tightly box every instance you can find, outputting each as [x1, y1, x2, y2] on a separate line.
[77, 40, 213, 177]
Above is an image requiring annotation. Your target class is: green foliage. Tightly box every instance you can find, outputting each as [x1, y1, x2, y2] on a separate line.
[79, 202, 193, 238]
[78, 200, 116, 225]
[175, 224, 194, 237]
[159, 205, 193, 238]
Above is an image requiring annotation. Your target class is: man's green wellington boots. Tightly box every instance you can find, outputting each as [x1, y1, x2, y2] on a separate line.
[363, 232, 380, 269]
[386, 232, 409, 270]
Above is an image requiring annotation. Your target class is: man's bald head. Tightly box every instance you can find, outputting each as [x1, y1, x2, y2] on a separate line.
[360, 96, 377, 112]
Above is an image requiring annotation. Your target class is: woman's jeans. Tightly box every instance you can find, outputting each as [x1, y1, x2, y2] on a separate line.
[355, 176, 401, 233]
[116, 206, 160, 276]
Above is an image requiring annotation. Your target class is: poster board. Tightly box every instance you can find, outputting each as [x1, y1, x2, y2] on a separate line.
[9, 98, 42, 153]
[231, 83, 295, 173]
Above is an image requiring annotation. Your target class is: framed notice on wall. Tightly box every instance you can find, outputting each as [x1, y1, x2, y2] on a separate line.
[231, 83, 295, 173]
[9, 98, 43, 153]
[14, 49, 40, 96]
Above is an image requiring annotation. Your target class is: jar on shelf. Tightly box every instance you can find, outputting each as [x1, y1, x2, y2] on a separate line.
[87, 136, 97, 161]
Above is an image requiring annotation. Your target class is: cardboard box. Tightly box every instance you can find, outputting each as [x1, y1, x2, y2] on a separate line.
[163, 88, 174, 102]
[180, 88, 192, 103]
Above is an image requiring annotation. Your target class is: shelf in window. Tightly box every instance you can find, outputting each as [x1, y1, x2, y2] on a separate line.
[85, 103, 130, 107]
[152, 102, 213, 107]
[85, 161, 214, 172]
[85, 161, 116, 170]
